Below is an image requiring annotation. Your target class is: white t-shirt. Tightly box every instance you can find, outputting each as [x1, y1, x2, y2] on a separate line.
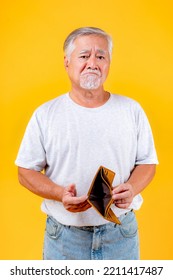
[15, 93, 158, 226]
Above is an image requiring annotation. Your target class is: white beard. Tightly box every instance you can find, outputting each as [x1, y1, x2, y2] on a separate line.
[80, 74, 101, 90]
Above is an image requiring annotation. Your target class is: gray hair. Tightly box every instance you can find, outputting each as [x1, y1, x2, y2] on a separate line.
[63, 27, 113, 59]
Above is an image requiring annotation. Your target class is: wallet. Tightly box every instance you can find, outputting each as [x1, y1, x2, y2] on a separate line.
[87, 166, 121, 224]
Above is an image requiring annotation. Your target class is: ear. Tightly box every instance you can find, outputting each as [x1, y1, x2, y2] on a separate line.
[64, 56, 69, 71]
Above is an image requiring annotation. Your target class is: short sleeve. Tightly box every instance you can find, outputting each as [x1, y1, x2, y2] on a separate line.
[15, 110, 46, 171]
[135, 105, 158, 165]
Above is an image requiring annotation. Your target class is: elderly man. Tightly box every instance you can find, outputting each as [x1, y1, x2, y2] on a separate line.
[15, 27, 158, 260]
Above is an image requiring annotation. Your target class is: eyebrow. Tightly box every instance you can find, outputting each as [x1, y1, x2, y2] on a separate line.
[97, 49, 107, 55]
[79, 49, 107, 55]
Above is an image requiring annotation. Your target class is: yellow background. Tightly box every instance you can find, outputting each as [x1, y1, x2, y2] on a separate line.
[0, 0, 173, 259]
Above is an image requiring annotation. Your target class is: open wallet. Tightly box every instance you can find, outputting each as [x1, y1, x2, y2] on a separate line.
[87, 166, 121, 224]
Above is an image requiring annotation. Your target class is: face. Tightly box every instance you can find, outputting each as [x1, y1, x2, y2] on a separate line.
[64, 35, 111, 91]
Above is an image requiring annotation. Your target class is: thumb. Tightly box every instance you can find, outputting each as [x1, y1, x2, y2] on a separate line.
[66, 184, 77, 196]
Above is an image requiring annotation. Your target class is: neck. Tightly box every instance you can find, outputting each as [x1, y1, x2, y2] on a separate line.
[69, 88, 110, 108]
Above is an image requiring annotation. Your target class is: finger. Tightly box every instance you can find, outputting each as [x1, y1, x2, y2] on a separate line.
[64, 194, 88, 205]
[115, 202, 130, 209]
[72, 194, 88, 204]
[112, 191, 131, 200]
[79, 199, 90, 207]
[112, 184, 129, 194]
[66, 201, 91, 212]
[65, 184, 76, 196]
[68, 199, 90, 209]
[114, 198, 127, 204]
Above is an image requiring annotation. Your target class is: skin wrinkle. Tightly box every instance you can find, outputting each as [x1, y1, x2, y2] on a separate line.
[64, 30, 113, 60]
[64, 35, 110, 103]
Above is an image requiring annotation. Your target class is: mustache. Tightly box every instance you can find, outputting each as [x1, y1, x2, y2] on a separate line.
[81, 69, 101, 77]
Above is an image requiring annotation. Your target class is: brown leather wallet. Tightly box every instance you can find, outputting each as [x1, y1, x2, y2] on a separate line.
[87, 166, 121, 224]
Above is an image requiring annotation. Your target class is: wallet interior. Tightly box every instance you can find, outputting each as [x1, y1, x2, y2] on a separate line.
[87, 166, 121, 224]
[88, 167, 112, 215]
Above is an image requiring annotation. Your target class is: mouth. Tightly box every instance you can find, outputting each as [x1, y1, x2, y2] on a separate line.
[81, 72, 101, 77]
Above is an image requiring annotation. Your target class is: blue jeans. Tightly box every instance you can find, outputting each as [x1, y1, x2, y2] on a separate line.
[43, 210, 139, 260]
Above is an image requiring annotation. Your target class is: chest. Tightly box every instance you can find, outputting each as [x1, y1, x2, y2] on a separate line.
[44, 107, 137, 155]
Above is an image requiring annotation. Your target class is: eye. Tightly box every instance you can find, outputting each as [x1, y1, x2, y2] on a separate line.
[97, 56, 105, 60]
[79, 55, 89, 59]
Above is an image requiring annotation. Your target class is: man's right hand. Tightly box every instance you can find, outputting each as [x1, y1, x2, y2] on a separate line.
[62, 184, 91, 212]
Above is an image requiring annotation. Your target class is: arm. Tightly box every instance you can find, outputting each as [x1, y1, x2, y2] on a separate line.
[18, 167, 90, 212]
[112, 164, 156, 209]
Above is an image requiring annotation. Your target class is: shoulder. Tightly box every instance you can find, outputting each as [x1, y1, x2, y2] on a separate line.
[37, 93, 67, 113]
[32, 93, 68, 118]
[111, 93, 140, 105]
[110, 93, 143, 111]
[26, 93, 68, 128]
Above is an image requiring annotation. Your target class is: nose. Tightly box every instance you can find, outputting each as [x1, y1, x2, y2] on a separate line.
[86, 56, 98, 70]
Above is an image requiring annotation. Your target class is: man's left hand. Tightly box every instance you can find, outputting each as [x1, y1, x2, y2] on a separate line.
[112, 183, 134, 209]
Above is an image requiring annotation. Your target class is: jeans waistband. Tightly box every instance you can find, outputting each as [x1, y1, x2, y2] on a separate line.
[73, 209, 133, 231]
[49, 209, 133, 232]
